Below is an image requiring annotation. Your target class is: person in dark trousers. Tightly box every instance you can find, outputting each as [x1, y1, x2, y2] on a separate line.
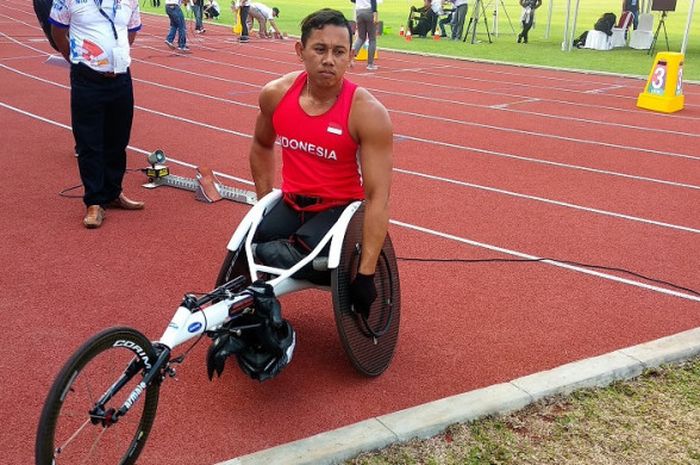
[192, 0, 205, 32]
[164, 0, 190, 52]
[49, 0, 145, 228]
[233, 0, 251, 42]
[352, 0, 379, 70]
[517, 0, 542, 43]
[204, 0, 220, 19]
[623, 0, 639, 29]
[450, 0, 468, 40]
[249, 8, 393, 315]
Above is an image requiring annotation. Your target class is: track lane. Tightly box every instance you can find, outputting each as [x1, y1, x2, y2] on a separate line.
[1, 8, 698, 465]
[3, 63, 699, 237]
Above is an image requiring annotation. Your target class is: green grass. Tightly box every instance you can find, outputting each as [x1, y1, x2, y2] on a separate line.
[344, 358, 700, 465]
[141, 0, 700, 80]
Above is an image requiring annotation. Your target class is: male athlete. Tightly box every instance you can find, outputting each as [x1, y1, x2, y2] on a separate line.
[248, 8, 393, 316]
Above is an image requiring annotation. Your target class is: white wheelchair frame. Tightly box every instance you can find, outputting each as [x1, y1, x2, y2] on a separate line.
[157, 190, 362, 351]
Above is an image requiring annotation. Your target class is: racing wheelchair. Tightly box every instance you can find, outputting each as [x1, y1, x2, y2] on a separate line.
[35, 190, 400, 465]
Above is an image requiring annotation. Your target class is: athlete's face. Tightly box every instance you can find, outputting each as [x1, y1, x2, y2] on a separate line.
[296, 25, 351, 88]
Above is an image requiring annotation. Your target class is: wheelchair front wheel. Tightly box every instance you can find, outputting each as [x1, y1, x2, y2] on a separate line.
[35, 327, 160, 465]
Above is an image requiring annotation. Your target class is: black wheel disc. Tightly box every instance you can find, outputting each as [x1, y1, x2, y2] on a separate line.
[331, 204, 401, 376]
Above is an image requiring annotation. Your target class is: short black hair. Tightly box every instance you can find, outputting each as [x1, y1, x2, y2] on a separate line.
[272, 7, 279, 17]
[299, 8, 352, 48]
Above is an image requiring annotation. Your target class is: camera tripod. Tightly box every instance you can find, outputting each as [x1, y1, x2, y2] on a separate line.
[463, 0, 493, 44]
[486, 0, 516, 36]
[649, 10, 670, 55]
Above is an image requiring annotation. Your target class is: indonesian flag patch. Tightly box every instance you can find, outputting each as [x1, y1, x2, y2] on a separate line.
[327, 123, 342, 136]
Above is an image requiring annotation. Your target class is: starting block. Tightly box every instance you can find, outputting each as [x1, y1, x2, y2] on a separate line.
[142, 150, 256, 206]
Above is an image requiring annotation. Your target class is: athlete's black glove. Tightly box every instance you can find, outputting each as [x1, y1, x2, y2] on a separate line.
[349, 273, 376, 318]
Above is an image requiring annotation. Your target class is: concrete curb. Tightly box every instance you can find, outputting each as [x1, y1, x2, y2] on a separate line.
[217, 327, 700, 465]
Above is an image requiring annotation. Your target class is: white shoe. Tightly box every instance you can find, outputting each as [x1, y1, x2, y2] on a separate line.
[366, 64, 379, 71]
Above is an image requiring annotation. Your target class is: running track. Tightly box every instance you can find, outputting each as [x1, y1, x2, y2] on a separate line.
[0, 5, 699, 464]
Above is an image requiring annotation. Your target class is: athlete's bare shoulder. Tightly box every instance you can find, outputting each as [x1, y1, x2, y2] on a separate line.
[348, 86, 392, 141]
[259, 71, 303, 116]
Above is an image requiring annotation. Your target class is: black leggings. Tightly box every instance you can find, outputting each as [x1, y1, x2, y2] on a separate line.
[255, 199, 350, 254]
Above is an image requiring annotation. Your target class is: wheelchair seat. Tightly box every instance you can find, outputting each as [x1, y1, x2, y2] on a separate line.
[215, 190, 401, 376]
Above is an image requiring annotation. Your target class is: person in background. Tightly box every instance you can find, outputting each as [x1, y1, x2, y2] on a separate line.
[428, 0, 443, 37]
[204, 0, 220, 19]
[248, 8, 393, 316]
[517, 0, 541, 43]
[351, 0, 379, 71]
[48, 0, 145, 228]
[623, 0, 639, 29]
[450, 0, 468, 40]
[232, 0, 251, 42]
[164, 0, 190, 52]
[248, 3, 283, 38]
[192, 0, 205, 33]
[438, 5, 453, 38]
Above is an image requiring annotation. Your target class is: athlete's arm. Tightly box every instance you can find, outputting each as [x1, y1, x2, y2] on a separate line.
[249, 73, 296, 199]
[351, 88, 393, 276]
[268, 19, 282, 36]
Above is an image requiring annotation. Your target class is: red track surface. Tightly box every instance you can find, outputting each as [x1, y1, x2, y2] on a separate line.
[1, 5, 699, 464]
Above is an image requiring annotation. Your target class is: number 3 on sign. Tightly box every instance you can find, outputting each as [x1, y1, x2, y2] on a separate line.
[648, 61, 667, 96]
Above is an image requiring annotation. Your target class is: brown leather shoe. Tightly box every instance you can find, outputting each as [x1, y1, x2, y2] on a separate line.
[106, 193, 145, 210]
[83, 205, 105, 229]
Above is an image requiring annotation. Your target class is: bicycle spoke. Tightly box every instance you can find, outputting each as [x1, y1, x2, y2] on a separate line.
[82, 427, 107, 465]
[55, 418, 91, 456]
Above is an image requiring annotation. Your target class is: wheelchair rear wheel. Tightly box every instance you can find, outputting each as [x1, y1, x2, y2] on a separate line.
[331, 205, 401, 377]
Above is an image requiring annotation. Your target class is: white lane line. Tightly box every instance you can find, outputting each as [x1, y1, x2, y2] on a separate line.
[4, 59, 698, 194]
[2, 99, 698, 302]
[390, 220, 700, 303]
[394, 132, 700, 191]
[0, 100, 253, 185]
[2, 95, 697, 234]
[4, 11, 700, 141]
[389, 107, 700, 162]
[0, 63, 254, 137]
[395, 168, 700, 234]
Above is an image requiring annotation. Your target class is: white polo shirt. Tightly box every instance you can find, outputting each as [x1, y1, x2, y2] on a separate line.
[250, 2, 273, 20]
[49, 0, 141, 73]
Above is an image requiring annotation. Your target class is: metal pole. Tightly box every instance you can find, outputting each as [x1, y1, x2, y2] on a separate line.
[494, 0, 499, 36]
[568, 0, 581, 51]
[545, 0, 554, 38]
[681, 0, 696, 55]
[562, 0, 572, 50]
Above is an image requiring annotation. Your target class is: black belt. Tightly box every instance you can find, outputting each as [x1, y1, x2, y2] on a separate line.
[73, 63, 123, 80]
[285, 193, 323, 208]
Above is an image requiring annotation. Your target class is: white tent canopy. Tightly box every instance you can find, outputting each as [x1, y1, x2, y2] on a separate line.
[559, 0, 696, 53]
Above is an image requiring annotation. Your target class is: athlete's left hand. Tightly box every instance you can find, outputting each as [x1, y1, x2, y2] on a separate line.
[349, 273, 376, 317]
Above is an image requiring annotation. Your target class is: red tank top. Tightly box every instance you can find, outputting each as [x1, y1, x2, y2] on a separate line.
[273, 72, 364, 208]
